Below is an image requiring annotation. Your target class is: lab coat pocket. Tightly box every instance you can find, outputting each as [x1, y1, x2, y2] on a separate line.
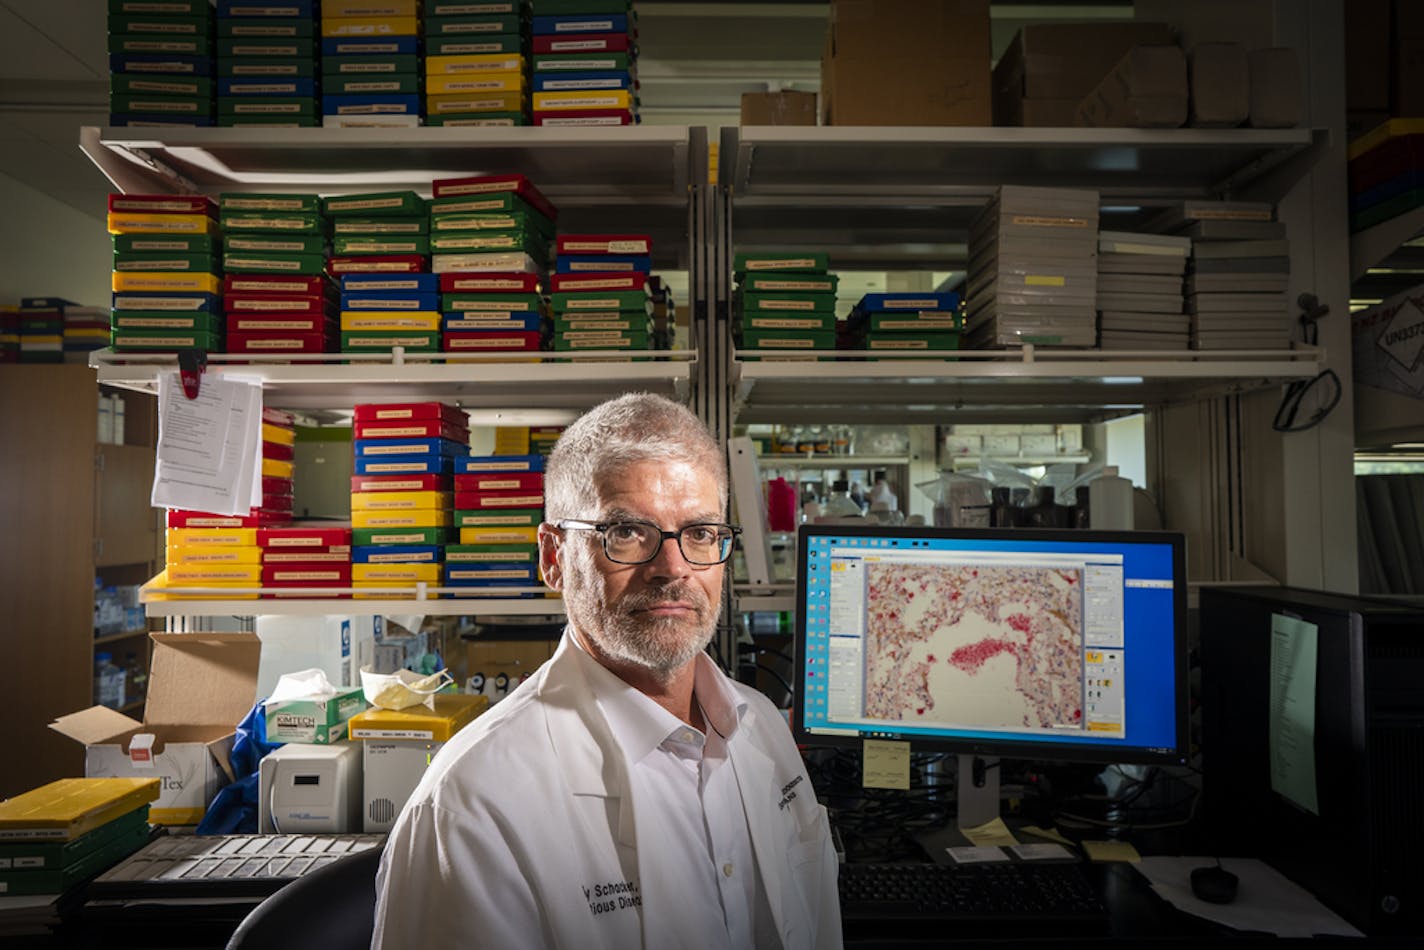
[784, 804, 835, 941]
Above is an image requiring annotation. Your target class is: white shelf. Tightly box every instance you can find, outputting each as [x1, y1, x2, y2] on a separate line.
[944, 453, 1092, 467]
[755, 454, 910, 469]
[724, 126, 1322, 201]
[721, 126, 1325, 269]
[90, 348, 696, 415]
[80, 125, 703, 268]
[732, 346, 1326, 425]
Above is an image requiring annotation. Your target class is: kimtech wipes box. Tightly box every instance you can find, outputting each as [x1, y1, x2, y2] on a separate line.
[49, 633, 261, 826]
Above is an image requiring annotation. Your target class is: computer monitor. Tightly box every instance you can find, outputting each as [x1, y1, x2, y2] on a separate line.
[793, 524, 1189, 828]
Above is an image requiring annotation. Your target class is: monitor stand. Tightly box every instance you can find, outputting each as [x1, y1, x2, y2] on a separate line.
[956, 754, 1001, 831]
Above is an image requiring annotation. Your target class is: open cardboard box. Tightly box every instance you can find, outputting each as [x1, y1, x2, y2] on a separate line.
[50, 632, 260, 826]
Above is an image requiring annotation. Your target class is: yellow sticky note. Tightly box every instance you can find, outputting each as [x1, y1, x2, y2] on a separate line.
[1024, 274, 1067, 287]
[1082, 839, 1141, 863]
[862, 739, 910, 790]
[1020, 825, 1075, 847]
[961, 817, 1019, 848]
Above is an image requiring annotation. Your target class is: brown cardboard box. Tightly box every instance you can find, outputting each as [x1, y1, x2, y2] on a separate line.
[1248, 48, 1302, 129]
[993, 21, 1175, 126]
[1393, 0, 1424, 117]
[1134, 0, 1273, 53]
[1075, 44, 1187, 128]
[50, 632, 261, 826]
[465, 638, 555, 691]
[741, 91, 818, 126]
[821, 0, 991, 127]
[1188, 42, 1249, 128]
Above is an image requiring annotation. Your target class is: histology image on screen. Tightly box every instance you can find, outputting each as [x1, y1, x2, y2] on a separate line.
[861, 562, 1085, 732]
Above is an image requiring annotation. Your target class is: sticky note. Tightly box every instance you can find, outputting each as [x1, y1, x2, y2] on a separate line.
[1083, 839, 1141, 863]
[961, 817, 1019, 848]
[1011, 843, 1075, 862]
[947, 846, 1008, 864]
[862, 739, 910, 790]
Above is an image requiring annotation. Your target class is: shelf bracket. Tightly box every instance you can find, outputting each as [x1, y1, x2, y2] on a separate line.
[1215, 127, 1330, 204]
[78, 126, 200, 196]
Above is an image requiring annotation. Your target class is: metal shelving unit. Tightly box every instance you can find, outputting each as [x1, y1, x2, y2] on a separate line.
[90, 349, 697, 417]
[732, 346, 1326, 425]
[82, 125, 703, 270]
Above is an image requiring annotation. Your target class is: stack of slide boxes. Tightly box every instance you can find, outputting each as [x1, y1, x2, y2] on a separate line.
[220, 193, 335, 355]
[61, 305, 112, 362]
[351, 402, 468, 596]
[1095, 231, 1190, 350]
[733, 252, 837, 357]
[0, 779, 157, 897]
[530, 0, 638, 125]
[322, 0, 422, 126]
[163, 407, 297, 598]
[0, 307, 16, 362]
[965, 185, 1099, 348]
[424, 1, 528, 125]
[327, 192, 435, 355]
[843, 292, 961, 354]
[16, 298, 72, 364]
[431, 181, 554, 353]
[108, 0, 215, 127]
[1157, 202, 1292, 351]
[425, 0, 530, 126]
[108, 194, 223, 354]
[551, 235, 655, 353]
[217, 0, 319, 128]
[450, 453, 545, 595]
[430, 175, 557, 293]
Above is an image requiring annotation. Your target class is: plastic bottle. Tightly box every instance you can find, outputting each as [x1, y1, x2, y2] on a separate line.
[822, 479, 864, 518]
[1089, 465, 1135, 530]
[766, 477, 798, 532]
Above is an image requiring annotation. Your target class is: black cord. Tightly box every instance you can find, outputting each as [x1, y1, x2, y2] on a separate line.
[755, 662, 794, 707]
[1274, 294, 1341, 433]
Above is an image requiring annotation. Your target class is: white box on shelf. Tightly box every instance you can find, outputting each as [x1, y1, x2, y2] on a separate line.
[983, 434, 1021, 455]
[1021, 434, 1058, 454]
[944, 434, 983, 456]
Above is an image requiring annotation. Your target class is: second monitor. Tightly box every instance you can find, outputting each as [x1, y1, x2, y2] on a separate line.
[793, 524, 1189, 828]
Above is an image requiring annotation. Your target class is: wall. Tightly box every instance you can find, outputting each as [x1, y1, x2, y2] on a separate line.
[0, 170, 109, 306]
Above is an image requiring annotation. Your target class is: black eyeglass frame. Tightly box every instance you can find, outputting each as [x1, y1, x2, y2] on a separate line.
[556, 519, 743, 566]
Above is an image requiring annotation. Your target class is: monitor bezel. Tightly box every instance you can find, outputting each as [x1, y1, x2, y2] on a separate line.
[791, 523, 1190, 767]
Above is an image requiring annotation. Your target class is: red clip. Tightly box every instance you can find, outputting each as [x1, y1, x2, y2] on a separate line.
[177, 348, 207, 399]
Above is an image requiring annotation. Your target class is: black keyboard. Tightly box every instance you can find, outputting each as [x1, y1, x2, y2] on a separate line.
[839, 860, 1109, 928]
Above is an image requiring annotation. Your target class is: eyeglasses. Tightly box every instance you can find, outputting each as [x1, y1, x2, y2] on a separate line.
[557, 519, 741, 566]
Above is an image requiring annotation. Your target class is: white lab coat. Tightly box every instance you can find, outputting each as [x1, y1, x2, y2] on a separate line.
[371, 631, 843, 950]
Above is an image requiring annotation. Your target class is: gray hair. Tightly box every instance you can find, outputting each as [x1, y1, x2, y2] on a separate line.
[543, 392, 726, 520]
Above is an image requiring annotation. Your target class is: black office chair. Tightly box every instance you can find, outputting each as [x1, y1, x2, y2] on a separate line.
[224, 844, 383, 950]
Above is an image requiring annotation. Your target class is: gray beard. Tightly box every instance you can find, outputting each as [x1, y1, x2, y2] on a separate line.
[562, 556, 721, 677]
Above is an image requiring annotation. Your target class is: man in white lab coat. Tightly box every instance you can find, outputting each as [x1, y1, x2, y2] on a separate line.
[372, 392, 842, 950]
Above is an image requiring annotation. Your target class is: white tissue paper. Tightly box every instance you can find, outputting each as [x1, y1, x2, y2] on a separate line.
[360, 666, 453, 711]
[267, 667, 340, 703]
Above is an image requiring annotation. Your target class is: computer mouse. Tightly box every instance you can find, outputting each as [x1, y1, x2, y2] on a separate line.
[1190, 864, 1239, 904]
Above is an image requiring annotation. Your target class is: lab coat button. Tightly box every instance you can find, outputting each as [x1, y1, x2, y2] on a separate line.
[723, 863, 734, 877]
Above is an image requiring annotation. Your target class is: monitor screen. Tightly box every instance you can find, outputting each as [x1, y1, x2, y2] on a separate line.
[793, 524, 1188, 765]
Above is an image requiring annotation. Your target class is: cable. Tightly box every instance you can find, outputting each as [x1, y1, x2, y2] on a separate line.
[1273, 294, 1342, 433]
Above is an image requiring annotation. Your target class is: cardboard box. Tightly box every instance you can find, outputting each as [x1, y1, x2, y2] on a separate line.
[1188, 42, 1249, 128]
[741, 90, 817, 126]
[465, 638, 554, 695]
[264, 687, 367, 745]
[1075, 44, 1187, 128]
[1134, 0, 1273, 53]
[1248, 48, 1301, 129]
[821, 0, 991, 127]
[49, 633, 261, 826]
[993, 21, 1175, 125]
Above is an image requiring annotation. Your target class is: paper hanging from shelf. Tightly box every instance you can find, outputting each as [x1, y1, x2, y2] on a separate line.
[151, 370, 263, 516]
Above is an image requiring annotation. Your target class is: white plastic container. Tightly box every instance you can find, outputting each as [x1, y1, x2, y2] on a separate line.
[1088, 466, 1135, 530]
